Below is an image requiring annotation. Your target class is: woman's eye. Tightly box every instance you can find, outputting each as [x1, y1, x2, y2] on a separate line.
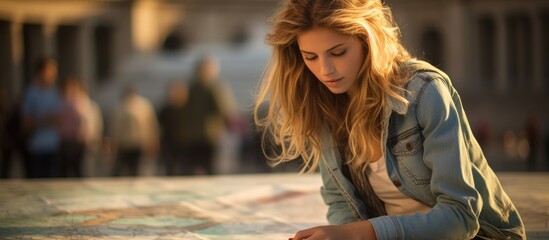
[304, 55, 317, 61]
[332, 50, 346, 56]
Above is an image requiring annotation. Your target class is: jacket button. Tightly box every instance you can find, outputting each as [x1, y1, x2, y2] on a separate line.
[392, 179, 402, 187]
[406, 142, 413, 151]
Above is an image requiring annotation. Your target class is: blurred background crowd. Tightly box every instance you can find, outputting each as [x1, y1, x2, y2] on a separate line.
[0, 54, 279, 178]
[0, 0, 548, 178]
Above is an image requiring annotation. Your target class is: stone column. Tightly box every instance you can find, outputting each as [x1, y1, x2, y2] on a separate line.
[530, 8, 543, 93]
[43, 18, 57, 57]
[79, 20, 94, 93]
[11, 16, 23, 98]
[446, 0, 467, 92]
[131, 0, 159, 52]
[494, 12, 508, 94]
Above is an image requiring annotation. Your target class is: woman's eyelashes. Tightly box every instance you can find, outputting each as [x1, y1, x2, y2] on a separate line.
[331, 49, 346, 56]
[304, 55, 317, 61]
[303, 49, 346, 61]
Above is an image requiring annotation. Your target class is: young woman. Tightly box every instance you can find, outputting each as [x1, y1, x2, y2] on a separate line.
[253, 0, 525, 239]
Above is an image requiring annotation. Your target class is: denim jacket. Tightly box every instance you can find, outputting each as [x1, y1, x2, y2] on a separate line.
[318, 60, 526, 239]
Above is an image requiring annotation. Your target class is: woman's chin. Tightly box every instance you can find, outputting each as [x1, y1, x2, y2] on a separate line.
[326, 87, 347, 95]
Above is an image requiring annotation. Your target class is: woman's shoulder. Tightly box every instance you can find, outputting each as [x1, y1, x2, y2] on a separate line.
[405, 60, 449, 83]
[393, 59, 456, 112]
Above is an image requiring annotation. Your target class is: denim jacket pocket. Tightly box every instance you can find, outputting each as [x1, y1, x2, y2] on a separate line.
[388, 125, 431, 186]
[389, 125, 423, 156]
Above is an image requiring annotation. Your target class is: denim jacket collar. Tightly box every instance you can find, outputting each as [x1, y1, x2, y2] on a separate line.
[387, 93, 408, 116]
[387, 59, 447, 117]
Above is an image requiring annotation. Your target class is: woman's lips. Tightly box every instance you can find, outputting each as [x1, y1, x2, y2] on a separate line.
[323, 77, 343, 86]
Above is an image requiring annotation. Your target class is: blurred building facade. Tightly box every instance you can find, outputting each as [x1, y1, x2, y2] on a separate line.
[0, 0, 131, 104]
[387, 0, 549, 139]
[0, 0, 278, 110]
[1, 0, 548, 170]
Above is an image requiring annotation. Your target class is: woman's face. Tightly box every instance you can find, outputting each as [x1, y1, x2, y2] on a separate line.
[297, 27, 365, 95]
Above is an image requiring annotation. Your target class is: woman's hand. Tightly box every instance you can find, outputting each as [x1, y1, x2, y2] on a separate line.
[291, 220, 377, 240]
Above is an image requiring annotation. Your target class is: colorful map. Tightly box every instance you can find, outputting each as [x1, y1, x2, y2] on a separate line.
[2, 172, 548, 239]
[0, 174, 329, 239]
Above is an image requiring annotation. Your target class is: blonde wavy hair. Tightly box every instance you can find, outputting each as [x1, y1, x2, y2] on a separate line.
[254, 0, 413, 173]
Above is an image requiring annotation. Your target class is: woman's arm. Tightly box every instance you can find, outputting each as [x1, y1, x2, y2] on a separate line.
[294, 149, 378, 239]
[292, 220, 377, 240]
[318, 148, 362, 225]
[368, 76, 482, 240]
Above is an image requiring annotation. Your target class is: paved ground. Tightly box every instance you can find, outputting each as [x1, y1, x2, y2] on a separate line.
[497, 173, 549, 239]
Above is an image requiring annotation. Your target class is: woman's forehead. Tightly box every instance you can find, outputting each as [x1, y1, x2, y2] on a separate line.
[297, 27, 353, 52]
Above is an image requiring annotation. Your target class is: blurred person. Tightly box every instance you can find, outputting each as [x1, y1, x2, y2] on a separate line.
[158, 81, 189, 175]
[72, 78, 103, 177]
[110, 84, 159, 176]
[22, 57, 61, 178]
[1, 94, 26, 178]
[239, 112, 268, 173]
[57, 77, 85, 177]
[525, 115, 541, 171]
[503, 130, 519, 159]
[183, 55, 237, 175]
[254, 0, 525, 239]
[545, 120, 549, 171]
[474, 119, 491, 149]
[0, 91, 7, 176]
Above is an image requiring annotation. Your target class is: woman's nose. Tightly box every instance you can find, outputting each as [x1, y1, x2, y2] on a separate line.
[320, 59, 335, 76]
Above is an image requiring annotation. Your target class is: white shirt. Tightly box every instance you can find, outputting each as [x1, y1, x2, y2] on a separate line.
[367, 157, 431, 215]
